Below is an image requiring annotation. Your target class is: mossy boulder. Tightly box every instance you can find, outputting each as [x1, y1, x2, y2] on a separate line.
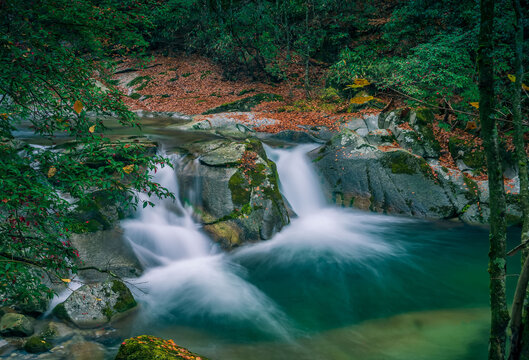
[202, 93, 283, 114]
[53, 280, 137, 328]
[0, 313, 34, 337]
[308, 129, 455, 219]
[448, 136, 485, 169]
[176, 138, 289, 249]
[115, 335, 208, 360]
[24, 336, 52, 353]
[388, 109, 441, 159]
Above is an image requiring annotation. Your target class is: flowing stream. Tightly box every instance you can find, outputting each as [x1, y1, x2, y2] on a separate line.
[118, 144, 518, 360]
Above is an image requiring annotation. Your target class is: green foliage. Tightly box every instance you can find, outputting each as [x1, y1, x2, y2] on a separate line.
[0, 0, 172, 307]
[384, 33, 477, 100]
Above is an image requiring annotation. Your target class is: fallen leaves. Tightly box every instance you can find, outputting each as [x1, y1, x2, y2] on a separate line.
[73, 100, 84, 114]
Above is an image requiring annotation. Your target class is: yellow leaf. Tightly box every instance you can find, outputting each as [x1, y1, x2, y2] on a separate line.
[465, 121, 478, 130]
[88, 125, 96, 133]
[350, 95, 374, 104]
[61, 278, 71, 283]
[122, 164, 134, 174]
[469, 102, 479, 109]
[96, 298, 102, 301]
[508, 74, 516, 83]
[73, 100, 84, 114]
[346, 78, 371, 89]
[523, 83, 529, 91]
[47, 166, 57, 178]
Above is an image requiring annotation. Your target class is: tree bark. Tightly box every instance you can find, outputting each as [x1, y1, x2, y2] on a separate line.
[509, 1, 529, 358]
[479, 1, 510, 359]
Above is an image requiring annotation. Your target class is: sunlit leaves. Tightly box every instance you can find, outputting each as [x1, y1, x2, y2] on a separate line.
[345, 79, 371, 89]
[47, 166, 57, 178]
[122, 164, 134, 174]
[350, 95, 374, 104]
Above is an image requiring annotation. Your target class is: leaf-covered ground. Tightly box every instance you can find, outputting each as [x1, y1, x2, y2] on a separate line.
[111, 54, 522, 190]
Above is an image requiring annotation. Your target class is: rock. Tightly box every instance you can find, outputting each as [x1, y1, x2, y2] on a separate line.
[67, 341, 105, 360]
[258, 129, 320, 144]
[203, 93, 283, 114]
[52, 280, 137, 329]
[309, 129, 455, 219]
[23, 336, 52, 353]
[115, 335, 208, 360]
[448, 136, 485, 170]
[39, 321, 77, 342]
[0, 313, 34, 337]
[15, 296, 49, 317]
[176, 138, 290, 249]
[69, 227, 143, 282]
[386, 111, 440, 159]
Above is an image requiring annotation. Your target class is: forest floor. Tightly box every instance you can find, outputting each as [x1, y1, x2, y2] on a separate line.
[111, 54, 506, 183]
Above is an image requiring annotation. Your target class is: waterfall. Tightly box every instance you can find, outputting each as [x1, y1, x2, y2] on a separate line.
[122, 154, 292, 339]
[122, 145, 408, 342]
[265, 144, 326, 216]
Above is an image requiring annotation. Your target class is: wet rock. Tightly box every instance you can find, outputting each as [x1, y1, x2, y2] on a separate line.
[52, 280, 136, 329]
[24, 336, 52, 353]
[309, 129, 455, 219]
[0, 313, 34, 337]
[176, 138, 290, 249]
[115, 335, 208, 360]
[39, 321, 77, 342]
[67, 341, 105, 360]
[203, 93, 283, 114]
[69, 227, 143, 282]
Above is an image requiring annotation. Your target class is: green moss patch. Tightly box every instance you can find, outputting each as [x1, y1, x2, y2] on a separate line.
[448, 137, 485, 169]
[382, 150, 434, 179]
[51, 303, 70, 321]
[228, 172, 251, 206]
[115, 335, 208, 360]
[111, 280, 137, 313]
[24, 336, 52, 353]
[127, 76, 152, 88]
[203, 93, 283, 114]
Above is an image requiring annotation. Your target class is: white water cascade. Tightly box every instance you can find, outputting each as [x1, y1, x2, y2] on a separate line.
[122, 146, 406, 341]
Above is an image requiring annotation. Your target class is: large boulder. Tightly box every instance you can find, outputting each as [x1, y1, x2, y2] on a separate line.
[176, 138, 290, 249]
[0, 313, 34, 337]
[309, 129, 456, 219]
[52, 280, 137, 329]
[69, 227, 143, 282]
[115, 335, 208, 360]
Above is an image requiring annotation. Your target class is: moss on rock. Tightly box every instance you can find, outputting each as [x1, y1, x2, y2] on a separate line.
[24, 336, 52, 353]
[228, 171, 251, 206]
[448, 137, 485, 169]
[51, 303, 70, 322]
[203, 93, 283, 114]
[116, 335, 208, 360]
[111, 280, 137, 313]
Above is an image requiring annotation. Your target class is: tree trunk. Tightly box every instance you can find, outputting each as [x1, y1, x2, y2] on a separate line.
[304, 0, 310, 99]
[479, 1, 510, 359]
[508, 1, 529, 358]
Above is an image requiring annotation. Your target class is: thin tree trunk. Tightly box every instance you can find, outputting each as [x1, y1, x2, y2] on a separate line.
[509, 1, 529, 357]
[479, 1, 510, 359]
[304, 0, 310, 98]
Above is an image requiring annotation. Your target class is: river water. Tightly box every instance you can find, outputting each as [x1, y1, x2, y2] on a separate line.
[118, 143, 521, 360]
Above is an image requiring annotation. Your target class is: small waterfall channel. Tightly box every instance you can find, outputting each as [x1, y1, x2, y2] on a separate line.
[119, 145, 492, 360]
